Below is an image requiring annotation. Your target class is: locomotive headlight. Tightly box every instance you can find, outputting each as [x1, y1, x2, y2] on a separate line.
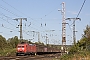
[22, 48, 24, 51]
[18, 48, 20, 50]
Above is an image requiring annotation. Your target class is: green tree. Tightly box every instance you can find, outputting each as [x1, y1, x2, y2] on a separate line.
[82, 25, 90, 50]
[7, 36, 19, 48]
[69, 25, 90, 53]
[0, 35, 7, 50]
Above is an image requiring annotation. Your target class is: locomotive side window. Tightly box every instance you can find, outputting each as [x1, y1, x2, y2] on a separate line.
[18, 46, 21, 48]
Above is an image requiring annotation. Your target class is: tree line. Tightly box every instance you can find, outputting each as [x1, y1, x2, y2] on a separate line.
[0, 35, 45, 50]
[60, 25, 90, 60]
[0, 36, 19, 50]
[69, 25, 90, 54]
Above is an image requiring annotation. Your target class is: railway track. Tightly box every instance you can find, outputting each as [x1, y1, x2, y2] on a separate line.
[0, 53, 61, 60]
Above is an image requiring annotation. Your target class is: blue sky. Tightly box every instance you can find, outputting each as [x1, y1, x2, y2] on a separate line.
[0, 0, 90, 45]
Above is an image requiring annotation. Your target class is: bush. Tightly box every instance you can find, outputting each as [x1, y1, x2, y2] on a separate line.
[0, 48, 16, 56]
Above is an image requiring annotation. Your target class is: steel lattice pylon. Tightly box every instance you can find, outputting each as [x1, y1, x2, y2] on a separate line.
[62, 2, 66, 46]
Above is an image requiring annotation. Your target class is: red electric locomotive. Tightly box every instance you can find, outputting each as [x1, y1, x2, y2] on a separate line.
[16, 43, 36, 56]
[16, 43, 61, 56]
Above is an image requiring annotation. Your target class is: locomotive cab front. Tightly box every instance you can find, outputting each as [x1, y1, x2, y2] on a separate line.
[16, 44, 26, 55]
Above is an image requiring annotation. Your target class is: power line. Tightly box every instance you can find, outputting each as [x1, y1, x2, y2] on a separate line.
[1, 0, 57, 34]
[66, 18, 81, 45]
[2, 25, 18, 32]
[0, 4, 20, 17]
[1, 0, 26, 16]
[76, 0, 86, 18]
[0, 17, 17, 30]
[69, 0, 86, 26]
[0, 23, 18, 33]
[67, 23, 72, 32]
[0, 12, 18, 27]
[0, 2, 43, 36]
[1, 0, 47, 30]
[0, 12, 32, 37]
[65, 0, 86, 45]
[1, 0, 61, 42]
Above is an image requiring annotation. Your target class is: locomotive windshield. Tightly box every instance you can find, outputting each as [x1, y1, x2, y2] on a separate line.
[18, 46, 24, 48]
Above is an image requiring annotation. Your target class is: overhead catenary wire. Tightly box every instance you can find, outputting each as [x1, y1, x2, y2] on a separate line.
[2, 25, 18, 32]
[1, 0, 61, 42]
[0, 4, 21, 32]
[0, 12, 18, 27]
[76, 0, 86, 18]
[68, 0, 86, 26]
[68, 23, 72, 32]
[1, 0, 46, 31]
[1, 0, 27, 17]
[0, 4, 21, 17]
[0, 17, 16, 28]
[0, 1, 40, 37]
[1, 0, 59, 33]
[0, 16, 19, 37]
[0, 23, 19, 36]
